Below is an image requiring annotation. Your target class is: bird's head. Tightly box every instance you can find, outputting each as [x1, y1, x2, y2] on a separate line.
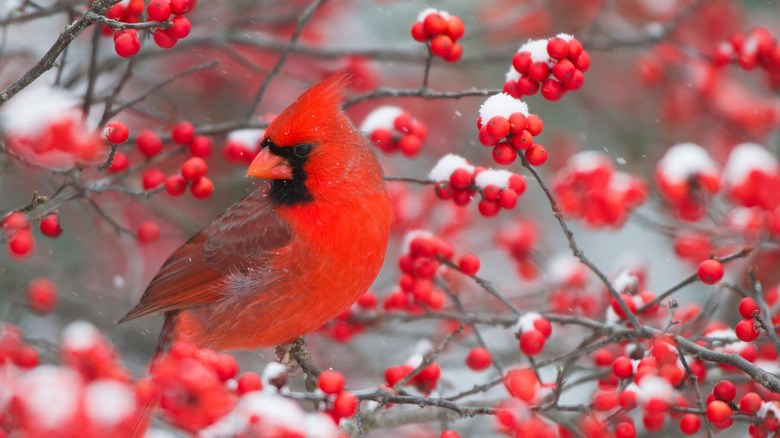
[246, 73, 382, 206]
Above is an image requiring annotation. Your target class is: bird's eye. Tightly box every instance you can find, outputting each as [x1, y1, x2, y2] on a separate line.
[294, 143, 313, 158]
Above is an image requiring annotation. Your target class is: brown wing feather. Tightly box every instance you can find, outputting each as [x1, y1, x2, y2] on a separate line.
[119, 185, 291, 322]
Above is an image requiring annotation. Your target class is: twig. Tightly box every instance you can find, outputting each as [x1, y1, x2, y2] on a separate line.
[0, 0, 122, 107]
[438, 256, 522, 315]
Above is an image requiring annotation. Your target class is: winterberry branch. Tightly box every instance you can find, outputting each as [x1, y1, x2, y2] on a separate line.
[0, 0, 121, 107]
[344, 87, 502, 108]
[678, 348, 713, 438]
[392, 324, 463, 392]
[437, 256, 522, 315]
[517, 152, 641, 328]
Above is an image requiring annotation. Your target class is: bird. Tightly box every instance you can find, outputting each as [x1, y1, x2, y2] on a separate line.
[120, 73, 392, 356]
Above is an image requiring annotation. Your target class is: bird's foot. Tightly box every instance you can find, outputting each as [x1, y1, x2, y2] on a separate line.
[275, 337, 306, 378]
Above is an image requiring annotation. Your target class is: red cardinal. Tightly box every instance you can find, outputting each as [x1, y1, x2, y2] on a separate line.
[120, 73, 392, 354]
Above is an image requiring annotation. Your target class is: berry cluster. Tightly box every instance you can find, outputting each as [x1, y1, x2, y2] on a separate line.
[316, 370, 358, 423]
[109, 0, 195, 58]
[477, 93, 546, 166]
[0, 324, 39, 369]
[151, 341, 237, 431]
[514, 312, 552, 357]
[360, 106, 428, 158]
[654, 143, 720, 221]
[384, 344, 442, 395]
[428, 154, 527, 217]
[104, 121, 215, 200]
[3, 87, 106, 169]
[383, 231, 453, 312]
[552, 151, 648, 228]
[713, 27, 780, 90]
[723, 142, 780, 212]
[410, 9, 464, 63]
[504, 34, 589, 101]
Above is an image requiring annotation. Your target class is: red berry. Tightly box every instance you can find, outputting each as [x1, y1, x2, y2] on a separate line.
[435, 182, 454, 200]
[516, 76, 539, 95]
[318, 370, 346, 395]
[331, 390, 358, 418]
[614, 421, 635, 438]
[486, 116, 510, 139]
[706, 400, 731, 423]
[147, 0, 171, 21]
[171, 121, 195, 145]
[564, 69, 585, 90]
[15, 345, 39, 369]
[512, 51, 532, 75]
[223, 140, 251, 163]
[519, 329, 545, 356]
[482, 184, 501, 201]
[499, 188, 518, 209]
[552, 59, 576, 82]
[612, 356, 634, 379]
[547, 37, 569, 60]
[492, 142, 517, 165]
[168, 16, 191, 39]
[430, 35, 453, 58]
[39, 215, 63, 238]
[237, 372, 262, 395]
[478, 199, 500, 217]
[508, 174, 526, 194]
[423, 13, 448, 37]
[527, 61, 551, 83]
[642, 412, 665, 432]
[679, 413, 701, 435]
[170, 0, 190, 15]
[141, 169, 165, 190]
[136, 131, 163, 157]
[104, 121, 129, 144]
[137, 221, 160, 243]
[465, 347, 492, 371]
[525, 144, 547, 166]
[713, 380, 736, 402]
[441, 431, 460, 438]
[449, 168, 472, 189]
[127, 0, 145, 15]
[214, 353, 238, 380]
[153, 29, 178, 49]
[508, 112, 527, 134]
[567, 39, 583, 61]
[533, 317, 552, 338]
[109, 152, 130, 173]
[181, 157, 207, 182]
[165, 175, 186, 196]
[735, 319, 760, 342]
[526, 114, 543, 135]
[190, 176, 214, 199]
[398, 134, 423, 157]
[411, 21, 427, 42]
[442, 42, 462, 63]
[574, 51, 591, 72]
[189, 135, 212, 158]
[458, 254, 480, 276]
[593, 348, 614, 367]
[739, 296, 760, 319]
[739, 392, 762, 415]
[114, 32, 140, 58]
[541, 79, 566, 101]
[26, 278, 57, 315]
[697, 259, 724, 284]
[445, 16, 464, 40]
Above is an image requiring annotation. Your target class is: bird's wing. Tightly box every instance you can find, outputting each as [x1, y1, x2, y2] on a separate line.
[119, 186, 291, 322]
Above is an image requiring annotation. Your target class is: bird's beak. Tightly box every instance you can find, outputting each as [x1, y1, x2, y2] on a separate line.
[246, 147, 293, 179]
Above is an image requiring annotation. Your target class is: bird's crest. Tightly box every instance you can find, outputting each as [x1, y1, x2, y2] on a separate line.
[264, 73, 352, 146]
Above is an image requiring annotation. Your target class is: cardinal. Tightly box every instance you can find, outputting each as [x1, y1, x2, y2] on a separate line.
[120, 73, 392, 356]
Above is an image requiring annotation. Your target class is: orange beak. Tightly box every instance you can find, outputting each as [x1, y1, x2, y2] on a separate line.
[246, 147, 293, 179]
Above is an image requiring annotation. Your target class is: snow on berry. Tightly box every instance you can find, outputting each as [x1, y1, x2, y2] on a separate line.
[722, 142, 780, 211]
[361, 106, 427, 157]
[224, 129, 264, 164]
[505, 34, 588, 100]
[553, 151, 647, 228]
[479, 93, 530, 122]
[428, 154, 474, 182]
[655, 142, 721, 220]
[0, 85, 106, 168]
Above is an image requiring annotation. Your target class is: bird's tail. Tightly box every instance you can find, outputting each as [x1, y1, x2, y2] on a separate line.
[128, 311, 178, 438]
